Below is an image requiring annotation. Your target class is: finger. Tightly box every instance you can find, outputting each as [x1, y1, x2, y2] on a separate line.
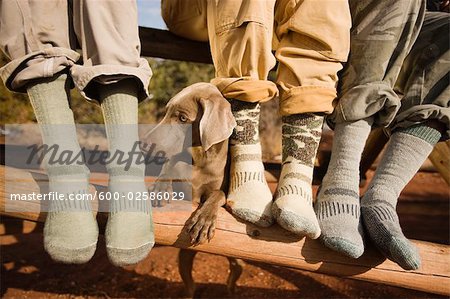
[190, 223, 204, 245]
[198, 227, 209, 245]
[207, 222, 216, 242]
[186, 212, 200, 232]
[186, 218, 197, 233]
[191, 218, 205, 241]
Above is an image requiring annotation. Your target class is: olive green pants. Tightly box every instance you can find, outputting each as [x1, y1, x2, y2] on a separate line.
[330, 0, 449, 139]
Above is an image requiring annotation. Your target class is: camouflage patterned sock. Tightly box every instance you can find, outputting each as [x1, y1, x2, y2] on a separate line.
[272, 113, 323, 239]
[361, 125, 441, 270]
[226, 100, 274, 227]
[315, 119, 372, 258]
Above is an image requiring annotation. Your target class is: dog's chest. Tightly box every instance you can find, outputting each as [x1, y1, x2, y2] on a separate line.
[189, 146, 227, 199]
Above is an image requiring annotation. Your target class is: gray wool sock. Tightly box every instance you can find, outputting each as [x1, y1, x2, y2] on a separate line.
[361, 124, 441, 270]
[27, 73, 98, 264]
[273, 113, 323, 239]
[315, 118, 372, 258]
[100, 80, 154, 266]
[225, 100, 273, 227]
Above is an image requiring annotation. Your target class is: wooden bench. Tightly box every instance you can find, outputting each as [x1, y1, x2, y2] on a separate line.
[1, 165, 449, 295]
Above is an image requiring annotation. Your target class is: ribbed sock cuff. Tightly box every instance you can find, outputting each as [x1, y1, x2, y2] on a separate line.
[99, 79, 138, 101]
[397, 124, 442, 145]
[228, 98, 260, 145]
[27, 73, 68, 94]
[228, 98, 260, 111]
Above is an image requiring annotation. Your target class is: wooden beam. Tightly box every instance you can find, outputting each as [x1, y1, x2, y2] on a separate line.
[428, 140, 450, 186]
[1, 166, 449, 295]
[139, 27, 213, 64]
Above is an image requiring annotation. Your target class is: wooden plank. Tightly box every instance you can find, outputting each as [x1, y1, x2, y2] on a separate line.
[1, 166, 449, 295]
[139, 27, 212, 64]
[0, 217, 41, 235]
[428, 140, 450, 186]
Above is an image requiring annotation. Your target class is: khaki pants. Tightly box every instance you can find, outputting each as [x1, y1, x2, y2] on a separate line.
[162, 0, 351, 115]
[0, 0, 151, 102]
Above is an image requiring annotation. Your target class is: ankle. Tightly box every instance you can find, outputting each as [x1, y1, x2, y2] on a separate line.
[229, 99, 260, 145]
[281, 113, 323, 167]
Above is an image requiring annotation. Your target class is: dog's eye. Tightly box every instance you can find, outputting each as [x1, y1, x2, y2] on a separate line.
[178, 115, 188, 123]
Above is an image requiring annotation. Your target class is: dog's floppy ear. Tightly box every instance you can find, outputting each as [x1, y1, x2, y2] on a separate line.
[199, 93, 236, 152]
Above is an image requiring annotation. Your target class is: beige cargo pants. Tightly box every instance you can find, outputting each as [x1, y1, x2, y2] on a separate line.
[0, 0, 151, 102]
[162, 0, 351, 116]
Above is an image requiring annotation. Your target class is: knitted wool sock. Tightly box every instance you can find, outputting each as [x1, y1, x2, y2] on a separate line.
[272, 113, 323, 239]
[27, 73, 98, 264]
[361, 125, 441, 270]
[315, 119, 372, 258]
[225, 100, 273, 227]
[100, 80, 154, 266]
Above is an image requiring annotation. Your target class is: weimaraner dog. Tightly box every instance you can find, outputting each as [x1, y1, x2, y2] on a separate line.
[142, 82, 245, 297]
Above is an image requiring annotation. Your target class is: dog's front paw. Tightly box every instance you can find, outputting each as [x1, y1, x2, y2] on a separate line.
[185, 203, 218, 246]
[149, 179, 173, 207]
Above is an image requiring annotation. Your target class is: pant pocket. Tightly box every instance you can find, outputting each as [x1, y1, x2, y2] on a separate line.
[288, 0, 351, 61]
[213, 0, 274, 35]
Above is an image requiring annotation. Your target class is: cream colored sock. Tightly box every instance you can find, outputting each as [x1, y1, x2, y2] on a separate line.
[27, 73, 98, 264]
[272, 114, 323, 239]
[225, 100, 273, 227]
[100, 79, 154, 266]
[227, 143, 274, 227]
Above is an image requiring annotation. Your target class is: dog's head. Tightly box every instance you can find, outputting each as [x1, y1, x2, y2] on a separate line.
[142, 83, 236, 157]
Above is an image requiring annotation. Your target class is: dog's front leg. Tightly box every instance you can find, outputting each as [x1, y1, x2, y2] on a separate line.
[150, 159, 175, 207]
[185, 190, 225, 245]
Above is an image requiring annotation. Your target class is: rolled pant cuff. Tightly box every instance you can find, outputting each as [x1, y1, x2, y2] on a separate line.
[70, 58, 152, 103]
[328, 82, 401, 128]
[211, 77, 278, 103]
[279, 86, 336, 116]
[0, 47, 80, 93]
[391, 105, 450, 141]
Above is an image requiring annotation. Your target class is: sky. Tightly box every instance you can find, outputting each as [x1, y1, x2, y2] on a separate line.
[137, 0, 166, 29]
